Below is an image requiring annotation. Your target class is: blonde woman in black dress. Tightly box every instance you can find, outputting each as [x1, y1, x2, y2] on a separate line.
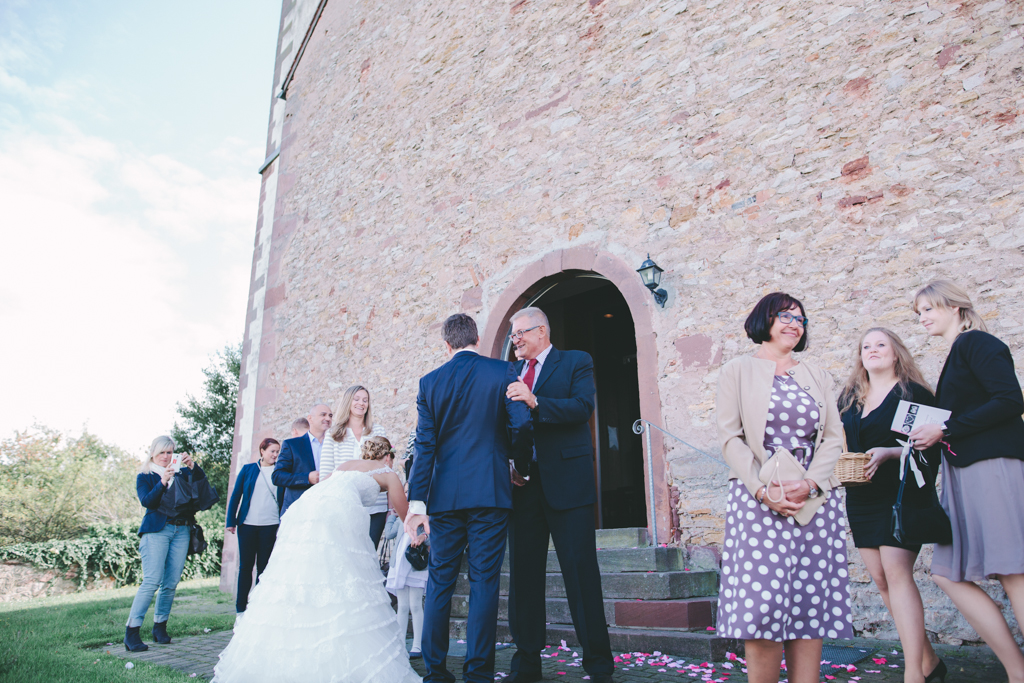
[911, 281, 1024, 683]
[839, 328, 944, 683]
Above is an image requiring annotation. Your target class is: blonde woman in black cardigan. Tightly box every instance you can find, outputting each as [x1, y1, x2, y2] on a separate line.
[911, 280, 1024, 683]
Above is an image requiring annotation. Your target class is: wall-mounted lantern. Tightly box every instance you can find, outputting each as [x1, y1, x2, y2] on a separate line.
[636, 254, 667, 307]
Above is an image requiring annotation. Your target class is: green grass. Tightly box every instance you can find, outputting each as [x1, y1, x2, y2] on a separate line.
[0, 578, 234, 683]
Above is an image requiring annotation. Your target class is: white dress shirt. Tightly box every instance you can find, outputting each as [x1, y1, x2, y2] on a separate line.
[519, 343, 553, 387]
[308, 432, 324, 472]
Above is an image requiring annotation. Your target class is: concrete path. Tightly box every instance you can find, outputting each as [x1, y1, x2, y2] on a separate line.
[104, 630, 1010, 682]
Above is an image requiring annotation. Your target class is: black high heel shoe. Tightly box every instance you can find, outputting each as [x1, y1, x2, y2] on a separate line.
[925, 658, 946, 683]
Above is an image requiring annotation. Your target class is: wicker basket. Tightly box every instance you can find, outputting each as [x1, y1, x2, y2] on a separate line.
[835, 452, 871, 486]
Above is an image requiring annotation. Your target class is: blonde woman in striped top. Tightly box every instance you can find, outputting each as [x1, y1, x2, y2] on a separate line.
[319, 385, 389, 545]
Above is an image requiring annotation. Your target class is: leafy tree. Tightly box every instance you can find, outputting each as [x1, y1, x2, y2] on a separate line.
[171, 344, 240, 504]
[0, 427, 140, 545]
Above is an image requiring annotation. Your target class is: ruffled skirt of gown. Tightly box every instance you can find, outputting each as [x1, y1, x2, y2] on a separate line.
[213, 471, 421, 683]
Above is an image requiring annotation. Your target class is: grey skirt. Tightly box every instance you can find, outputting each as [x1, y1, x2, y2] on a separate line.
[932, 457, 1024, 582]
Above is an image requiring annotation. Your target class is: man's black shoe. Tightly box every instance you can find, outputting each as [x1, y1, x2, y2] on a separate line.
[505, 673, 543, 683]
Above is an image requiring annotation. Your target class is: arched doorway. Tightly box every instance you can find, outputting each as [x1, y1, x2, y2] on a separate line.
[500, 274, 646, 529]
[480, 247, 671, 540]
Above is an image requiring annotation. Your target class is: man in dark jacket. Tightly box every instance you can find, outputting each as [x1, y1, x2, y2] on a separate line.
[405, 313, 533, 683]
[504, 306, 614, 683]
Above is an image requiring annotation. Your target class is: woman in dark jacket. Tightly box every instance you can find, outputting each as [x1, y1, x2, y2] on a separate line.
[839, 328, 944, 683]
[226, 438, 283, 615]
[124, 436, 207, 652]
[911, 280, 1024, 683]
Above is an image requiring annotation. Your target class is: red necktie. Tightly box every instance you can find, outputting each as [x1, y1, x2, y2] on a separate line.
[523, 359, 539, 391]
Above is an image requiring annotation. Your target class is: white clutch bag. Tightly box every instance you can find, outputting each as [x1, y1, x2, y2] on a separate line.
[758, 447, 827, 526]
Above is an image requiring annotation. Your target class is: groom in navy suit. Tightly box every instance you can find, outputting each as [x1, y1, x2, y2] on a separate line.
[405, 313, 533, 683]
[272, 403, 333, 515]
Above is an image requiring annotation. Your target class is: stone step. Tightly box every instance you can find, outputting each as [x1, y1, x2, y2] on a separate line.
[459, 546, 686, 574]
[584, 527, 651, 549]
[450, 594, 716, 630]
[451, 594, 615, 624]
[455, 570, 719, 600]
[447, 620, 740, 661]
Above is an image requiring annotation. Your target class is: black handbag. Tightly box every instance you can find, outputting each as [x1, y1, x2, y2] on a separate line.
[891, 449, 953, 546]
[188, 523, 208, 556]
[405, 531, 430, 571]
[168, 468, 220, 515]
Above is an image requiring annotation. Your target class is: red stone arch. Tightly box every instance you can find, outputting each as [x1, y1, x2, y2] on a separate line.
[480, 247, 671, 541]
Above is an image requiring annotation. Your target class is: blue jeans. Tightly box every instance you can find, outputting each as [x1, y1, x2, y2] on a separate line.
[126, 524, 191, 627]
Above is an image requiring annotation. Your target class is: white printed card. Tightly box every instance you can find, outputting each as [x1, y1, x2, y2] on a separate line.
[890, 400, 951, 436]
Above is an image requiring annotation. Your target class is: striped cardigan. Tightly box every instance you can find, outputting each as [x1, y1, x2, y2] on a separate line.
[318, 424, 389, 479]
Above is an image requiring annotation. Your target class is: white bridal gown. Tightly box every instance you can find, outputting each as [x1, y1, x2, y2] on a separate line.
[213, 470, 421, 683]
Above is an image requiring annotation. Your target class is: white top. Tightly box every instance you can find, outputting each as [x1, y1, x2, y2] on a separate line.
[245, 465, 280, 526]
[319, 424, 388, 478]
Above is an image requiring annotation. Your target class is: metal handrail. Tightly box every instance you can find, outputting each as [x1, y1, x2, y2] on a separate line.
[632, 418, 727, 546]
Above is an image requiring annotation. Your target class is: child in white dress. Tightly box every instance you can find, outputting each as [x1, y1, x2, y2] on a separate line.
[386, 434, 429, 658]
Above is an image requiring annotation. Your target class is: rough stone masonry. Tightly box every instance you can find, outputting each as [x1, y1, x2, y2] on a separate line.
[227, 0, 1024, 645]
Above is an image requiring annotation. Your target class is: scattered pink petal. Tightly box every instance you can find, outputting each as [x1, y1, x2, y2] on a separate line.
[706, 627, 715, 631]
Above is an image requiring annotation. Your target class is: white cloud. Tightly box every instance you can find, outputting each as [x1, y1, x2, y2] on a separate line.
[0, 125, 257, 455]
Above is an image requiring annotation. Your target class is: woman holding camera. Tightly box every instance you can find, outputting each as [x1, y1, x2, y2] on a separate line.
[226, 438, 283, 616]
[124, 436, 207, 652]
[911, 280, 1024, 683]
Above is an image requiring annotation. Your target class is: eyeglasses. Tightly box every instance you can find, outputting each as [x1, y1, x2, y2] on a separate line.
[777, 311, 808, 327]
[508, 325, 541, 342]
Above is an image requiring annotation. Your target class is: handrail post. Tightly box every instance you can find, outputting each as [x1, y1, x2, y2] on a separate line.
[634, 419, 658, 546]
[643, 423, 659, 548]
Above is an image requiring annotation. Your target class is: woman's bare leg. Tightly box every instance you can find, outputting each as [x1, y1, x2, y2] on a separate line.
[933, 574, 1024, 683]
[783, 638, 823, 683]
[879, 546, 938, 683]
[744, 639, 784, 683]
[859, 548, 892, 613]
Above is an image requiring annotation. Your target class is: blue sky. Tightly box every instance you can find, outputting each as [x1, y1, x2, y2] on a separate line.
[0, 0, 282, 453]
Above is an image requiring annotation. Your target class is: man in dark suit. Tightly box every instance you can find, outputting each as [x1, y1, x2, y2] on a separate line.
[405, 313, 533, 683]
[505, 306, 614, 683]
[272, 403, 333, 515]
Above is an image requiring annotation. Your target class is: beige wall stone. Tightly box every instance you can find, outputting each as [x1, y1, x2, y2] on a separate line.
[231, 0, 1024, 642]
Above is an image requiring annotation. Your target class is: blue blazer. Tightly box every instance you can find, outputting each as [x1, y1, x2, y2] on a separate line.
[516, 347, 597, 511]
[226, 462, 284, 527]
[136, 465, 207, 535]
[408, 350, 533, 514]
[272, 435, 317, 516]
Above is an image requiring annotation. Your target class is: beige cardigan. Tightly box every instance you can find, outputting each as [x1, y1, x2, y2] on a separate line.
[716, 355, 843, 498]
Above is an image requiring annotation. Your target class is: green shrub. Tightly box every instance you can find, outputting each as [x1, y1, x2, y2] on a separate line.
[0, 427, 141, 544]
[0, 508, 225, 589]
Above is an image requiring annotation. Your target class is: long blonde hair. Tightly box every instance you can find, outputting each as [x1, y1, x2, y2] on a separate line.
[839, 328, 932, 413]
[330, 384, 375, 442]
[140, 435, 175, 474]
[913, 280, 988, 334]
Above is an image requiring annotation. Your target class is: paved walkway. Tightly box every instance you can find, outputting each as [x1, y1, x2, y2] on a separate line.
[103, 630, 1010, 682]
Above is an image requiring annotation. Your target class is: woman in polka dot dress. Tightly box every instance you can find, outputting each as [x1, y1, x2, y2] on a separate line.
[716, 292, 853, 683]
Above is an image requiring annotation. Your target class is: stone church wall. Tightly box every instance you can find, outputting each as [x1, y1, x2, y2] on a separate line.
[234, 0, 1024, 643]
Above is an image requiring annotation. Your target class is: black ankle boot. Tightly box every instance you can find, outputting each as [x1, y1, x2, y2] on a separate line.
[152, 620, 171, 644]
[124, 626, 149, 652]
[925, 658, 946, 683]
